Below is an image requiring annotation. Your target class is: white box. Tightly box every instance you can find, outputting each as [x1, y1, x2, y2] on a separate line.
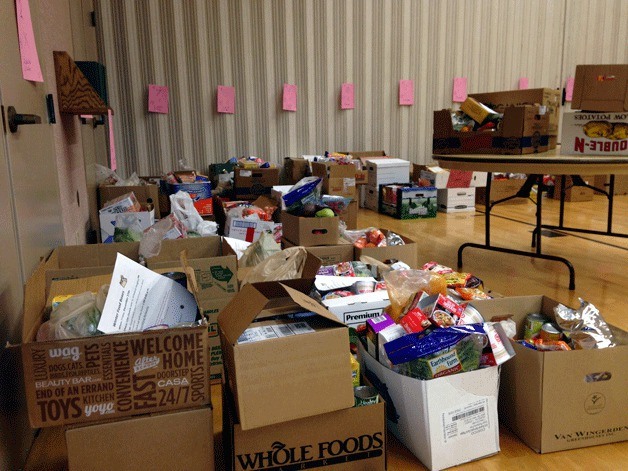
[420, 167, 450, 189]
[470, 172, 488, 187]
[99, 208, 155, 243]
[361, 343, 501, 470]
[226, 219, 282, 243]
[437, 188, 476, 213]
[323, 290, 391, 328]
[366, 158, 411, 186]
[561, 112, 628, 156]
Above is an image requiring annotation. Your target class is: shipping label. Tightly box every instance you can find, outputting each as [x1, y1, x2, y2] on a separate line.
[442, 398, 490, 443]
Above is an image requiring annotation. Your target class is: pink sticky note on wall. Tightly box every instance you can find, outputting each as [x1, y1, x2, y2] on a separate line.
[399, 80, 414, 105]
[217, 86, 235, 114]
[107, 109, 116, 172]
[519, 77, 529, 90]
[283, 83, 297, 111]
[452, 77, 467, 102]
[148, 85, 169, 113]
[341, 83, 354, 109]
[565, 77, 574, 102]
[16, 0, 43, 82]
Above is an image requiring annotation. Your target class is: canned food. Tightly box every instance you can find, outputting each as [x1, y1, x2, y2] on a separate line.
[524, 313, 547, 341]
[353, 280, 376, 294]
[354, 386, 379, 407]
[458, 304, 485, 325]
[539, 323, 562, 342]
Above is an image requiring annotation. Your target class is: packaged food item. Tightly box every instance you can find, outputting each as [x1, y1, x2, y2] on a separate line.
[322, 290, 354, 300]
[533, 339, 572, 351]
[455, 287, 491, 300]
[399, 308, 431, 334]
[354, 228, 387, 249]
[350, 354, 360, 387]
[321, 195, 352, 215]
[539, 323, 562, 342]
[524, 313, 549, 341]
[282, 177, 323, 215]
[554, 299, 617, 349]
[354, 386, 379, 407]
[384, 269, 448, 321]
[429, 294, 465, 327]
[353, 280, 376, 294]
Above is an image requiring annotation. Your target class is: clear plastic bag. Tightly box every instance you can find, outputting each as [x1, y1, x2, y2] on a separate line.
[36, 286, 109, 341]
[239, 232, 282, 268]
[241, 247, 309, 285]
[113, 213, 144, 242]
[384, 269, 448, 321]
[139, 214, 187, 261]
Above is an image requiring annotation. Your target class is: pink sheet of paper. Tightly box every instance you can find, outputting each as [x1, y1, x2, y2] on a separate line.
[283, 83, 297, 111]
[108, 109, 116, 172]
[16, 0, 43, 82]
[399, 80, 414, 105]
[148, 85, 169, 113]
[519, 77, 529, 89]
[565, 77, 574, 102]
[452, 77, 467, 102]
[341, 83, 354, 110]
[217, 86, 235, 114]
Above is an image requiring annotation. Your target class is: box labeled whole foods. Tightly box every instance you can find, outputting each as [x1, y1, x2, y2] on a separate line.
[571, 64, 628, 112]
[20, 268, 210, 428]
[66, 406, 214, 471]
[560, 112, 628, 156]
[360, 342, 500, 470]
[223, 385, 386, 471]
[472, 295, 628, 453]
[433, 105, 550, 155]
[281, 212, 340, 246]
[354, 230, 417, 268]
[218, 281, 355, 430]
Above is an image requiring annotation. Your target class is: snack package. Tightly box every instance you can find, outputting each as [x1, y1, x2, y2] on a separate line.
[384, 270, 448, 321]
[282, 177, 323, 214]
[554, 299, 617, 349]
[321, 195, 352, 215]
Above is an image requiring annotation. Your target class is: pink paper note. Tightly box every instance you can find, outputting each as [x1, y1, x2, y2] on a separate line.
[217, 86, 235, 114]
[519, 77, 529, 90]
[399, 80, 414, 105]
[452, 77, 467, 102]
[107, 109, 116, 171]
[565, 77, 574, 102]
[16, 0, 43, 82]
[148, 84, 169, 113]
[341, 83, 354, 110]
[283, 83, 297, 111]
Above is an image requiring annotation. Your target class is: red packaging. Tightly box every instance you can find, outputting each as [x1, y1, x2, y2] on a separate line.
[400, 308, 431, 333]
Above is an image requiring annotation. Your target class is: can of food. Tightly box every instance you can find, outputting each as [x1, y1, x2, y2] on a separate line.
[354, 386, 379, 407]
[524, 313, 547, 341]
[162, 271, 187, 289]
[459, 304, 485, 325]
[539, 323, 562, 342]
[353, 280, 376, 294]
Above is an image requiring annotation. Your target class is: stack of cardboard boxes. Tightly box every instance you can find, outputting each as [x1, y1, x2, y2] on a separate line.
[362, 158, 411, 211]
[414, 164, 487, 212]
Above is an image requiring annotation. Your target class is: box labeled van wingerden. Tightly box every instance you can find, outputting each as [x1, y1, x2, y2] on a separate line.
[472, 295, 628, 453]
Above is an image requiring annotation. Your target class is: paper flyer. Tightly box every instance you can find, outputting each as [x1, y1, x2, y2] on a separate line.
[98, 253, 198, 333]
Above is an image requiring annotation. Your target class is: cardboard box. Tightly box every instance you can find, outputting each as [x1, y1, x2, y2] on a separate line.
[283, 157, 310, 184]
[311, 161, 358, 197]
[354, 229, 417, 268]
[282, 239, 354, 266]
[223, 385, 386, 471]
[475, 178, 528, 206]
[323, 290, 391, 328]
[218, 281, 355, 430]
[592, 174, 628, 195]
[571, 64, 628, 112]
[363, 185, 380, 211]
[379, 184, 438, 219]
[361, 342, 501, 470]
[560, 111, 628, 156]
[553, 175, 594, 202]
[98, 183, 161, 218]
[471, 295, 628, 453]
[338, 200, 358, 229]
[66, 406, 214, 470]
[433, 105, 550, 155]
[414, 164, 486, 189]
[234, 167, 280, 199]
[437, 188, 476, 213]
[281, 212, 340, 247]
[469, 88, 561, 135]
[20, 268, 210, 428]
[99, 207, 155, 244]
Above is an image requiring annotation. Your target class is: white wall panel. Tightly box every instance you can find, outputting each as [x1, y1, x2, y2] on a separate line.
[96, 0, 624, 175]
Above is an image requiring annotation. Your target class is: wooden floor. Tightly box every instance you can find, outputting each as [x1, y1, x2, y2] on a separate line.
[24, 194, 627, 470]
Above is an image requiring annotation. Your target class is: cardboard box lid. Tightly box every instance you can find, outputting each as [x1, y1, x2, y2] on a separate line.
[218, 282, 345, 345]
[572, 64, 628, 112]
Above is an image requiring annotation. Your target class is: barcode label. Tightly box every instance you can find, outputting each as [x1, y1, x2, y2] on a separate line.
[442, 398, 490, 443]
[452, 406, 484, 421]
[289, 321, 315, 335]
[238, 322, 313, 344]
[272, 325, 295, 337]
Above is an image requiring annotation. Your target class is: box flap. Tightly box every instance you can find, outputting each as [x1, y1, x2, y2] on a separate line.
[218, 283, 270, 345]
[280, 283, 346, 327]
[572, 64, 628, 112]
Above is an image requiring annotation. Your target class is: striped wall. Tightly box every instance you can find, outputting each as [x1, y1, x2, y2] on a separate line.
[95, 0, 627, 177]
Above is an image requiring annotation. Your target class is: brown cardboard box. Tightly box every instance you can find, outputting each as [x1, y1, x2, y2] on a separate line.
[281, 212, 340, 246]
[553, 175, 594, 202]
[354, 229, 417, 268]
[571, 64, 628, 112]
[282, 239, 354, 266]
[311, 161, 358, 197]
[283, 157, 310, 184]
[472, 296, 628, 453]
[223, 385, 386, 471]
[475, 178, 528, 206]
[66, 406, 214, 471]
[338, 200, 358, 229]
[234, 167, 280, 200]
[218, 281, 354, 430]
[98, 183, 161, 218]
[592, 175, 628, 195]
[433, 105, 550, 155]
[469, 88, 561, 136]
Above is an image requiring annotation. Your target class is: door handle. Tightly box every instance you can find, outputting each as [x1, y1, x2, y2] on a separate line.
[7, 106, 42, 133]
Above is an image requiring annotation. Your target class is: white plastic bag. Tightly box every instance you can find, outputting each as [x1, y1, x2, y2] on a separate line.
[241, 247, 308, 285]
